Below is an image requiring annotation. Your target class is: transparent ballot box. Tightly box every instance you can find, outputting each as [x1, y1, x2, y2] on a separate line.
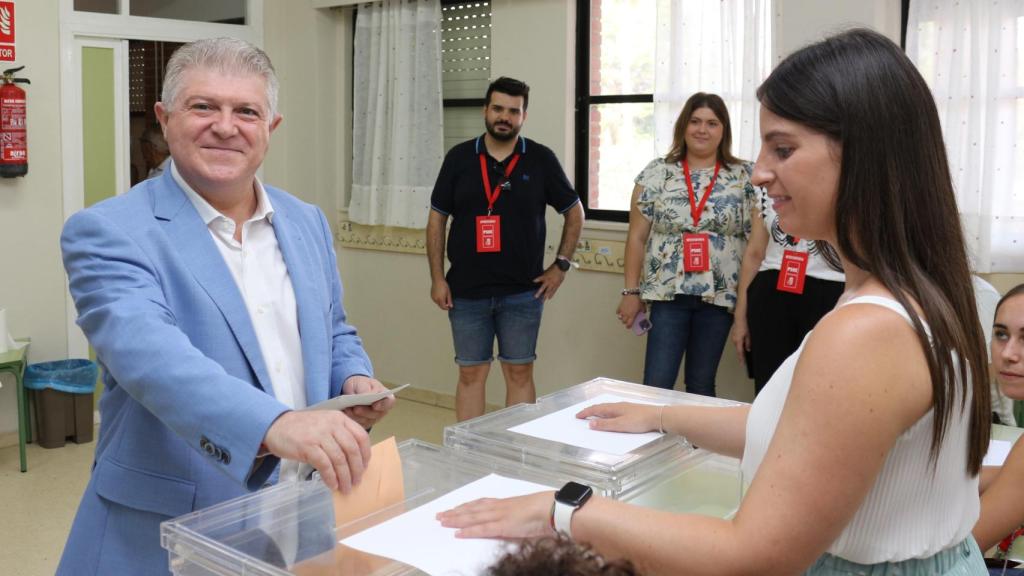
[161, 439, 742, 575]
[162, 439, 606, 576]
[443, 377, 742, 500]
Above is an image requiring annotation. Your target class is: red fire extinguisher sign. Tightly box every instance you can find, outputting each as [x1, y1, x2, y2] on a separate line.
[0, 1, 15, 62]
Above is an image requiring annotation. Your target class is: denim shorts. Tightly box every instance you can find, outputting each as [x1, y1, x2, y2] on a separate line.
[448, 290, 544, 366]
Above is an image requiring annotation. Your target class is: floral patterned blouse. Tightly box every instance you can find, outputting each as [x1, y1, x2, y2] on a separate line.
[634, 158, 755, 310]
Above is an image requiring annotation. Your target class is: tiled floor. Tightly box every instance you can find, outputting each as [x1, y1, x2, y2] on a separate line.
[0, 398, 456, 576]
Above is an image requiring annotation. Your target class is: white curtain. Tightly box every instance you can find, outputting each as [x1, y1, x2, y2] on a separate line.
[653, 0, 773, 163]
[906, 0, 1024, 273]
[350, 0, 444, 229]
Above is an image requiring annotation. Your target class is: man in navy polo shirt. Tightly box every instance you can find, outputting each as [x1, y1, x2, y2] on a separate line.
[427, 76, 584, 422]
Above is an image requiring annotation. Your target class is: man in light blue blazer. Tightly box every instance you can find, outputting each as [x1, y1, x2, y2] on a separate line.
[57, 38, 394, 575]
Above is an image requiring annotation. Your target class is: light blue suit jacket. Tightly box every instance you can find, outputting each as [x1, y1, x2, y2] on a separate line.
[57, 170, 373, 575]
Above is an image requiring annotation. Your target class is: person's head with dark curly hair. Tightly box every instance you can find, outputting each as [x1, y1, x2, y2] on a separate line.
[488, 534, 642, 576]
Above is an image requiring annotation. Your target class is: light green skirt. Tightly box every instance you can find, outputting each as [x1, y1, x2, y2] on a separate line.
[805, 538, 986, 576]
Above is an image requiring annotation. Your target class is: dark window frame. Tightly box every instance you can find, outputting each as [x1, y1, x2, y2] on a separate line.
[574, 0, 652, 223]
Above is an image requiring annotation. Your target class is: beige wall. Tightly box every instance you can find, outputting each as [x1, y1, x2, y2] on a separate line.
[774, 0, 901, 60]
[262, 2, 347, 218]
[0, 1, 68, 438]
[0, 0, 1022, 440]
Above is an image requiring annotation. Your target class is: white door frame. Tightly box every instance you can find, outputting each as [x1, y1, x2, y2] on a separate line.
[59, 0, 265, 359]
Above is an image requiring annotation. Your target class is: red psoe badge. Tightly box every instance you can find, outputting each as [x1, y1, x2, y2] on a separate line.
[777, 249, 809, 294]
[476, 215, 501, 252]
[682, 233, 710, 272]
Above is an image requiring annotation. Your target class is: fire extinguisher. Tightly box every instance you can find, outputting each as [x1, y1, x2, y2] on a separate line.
[0, 65, 29, 178]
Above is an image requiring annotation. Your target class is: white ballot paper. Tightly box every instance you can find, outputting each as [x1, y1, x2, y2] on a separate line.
[507, 393, 665, 455]
[984, 439, 1014, 467]
[302, 383, 410, 412]
[340, 473, 555, 576]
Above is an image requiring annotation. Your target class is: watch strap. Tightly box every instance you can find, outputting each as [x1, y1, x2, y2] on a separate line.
[552, 498, 577, 535]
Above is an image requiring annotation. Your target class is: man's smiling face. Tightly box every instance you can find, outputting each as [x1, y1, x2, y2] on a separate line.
[155, 67, 281, 198]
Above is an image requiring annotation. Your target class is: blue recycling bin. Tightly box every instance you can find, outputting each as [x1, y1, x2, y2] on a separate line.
[23, 360, 97, 448]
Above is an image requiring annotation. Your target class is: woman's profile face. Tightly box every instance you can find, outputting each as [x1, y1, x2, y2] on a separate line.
[683, 106, 724, 160]
[751, 106, 841, 242]
[993, 293, 1024, 400]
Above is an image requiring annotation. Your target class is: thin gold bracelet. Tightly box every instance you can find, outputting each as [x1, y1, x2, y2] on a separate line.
[658, 404, 665, 434]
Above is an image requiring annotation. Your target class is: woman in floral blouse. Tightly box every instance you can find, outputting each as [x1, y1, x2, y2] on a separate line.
[616, 92, 755, 395]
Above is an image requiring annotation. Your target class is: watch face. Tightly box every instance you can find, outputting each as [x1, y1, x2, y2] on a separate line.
[556, 481, 593, 506]
[556, 258, 571, 271]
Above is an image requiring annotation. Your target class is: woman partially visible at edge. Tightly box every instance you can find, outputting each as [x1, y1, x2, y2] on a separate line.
[438, 28, 990, 575]
[974, 284, 1024, 553]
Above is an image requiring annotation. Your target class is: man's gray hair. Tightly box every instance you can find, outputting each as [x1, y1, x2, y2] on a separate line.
[161, 37, 279, 120]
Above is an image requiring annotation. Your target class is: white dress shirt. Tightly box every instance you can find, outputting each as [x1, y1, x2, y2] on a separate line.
[171, 162, 306, 482]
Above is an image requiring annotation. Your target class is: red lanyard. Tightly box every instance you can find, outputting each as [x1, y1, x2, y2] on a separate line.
[683, 159, 721, 226]
[479, 153, 520, 215]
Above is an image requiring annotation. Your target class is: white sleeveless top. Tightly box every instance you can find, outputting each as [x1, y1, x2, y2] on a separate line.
[741, 295, 979, 563]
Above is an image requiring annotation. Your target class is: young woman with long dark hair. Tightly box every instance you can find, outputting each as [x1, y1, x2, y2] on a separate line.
[438, 29, 990, 575]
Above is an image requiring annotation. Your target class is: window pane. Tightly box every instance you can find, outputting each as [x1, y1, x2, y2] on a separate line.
[74, 0, 119, 14]
[442, 1, 492, 99]
[130, 0, 246, 24]
[588, 102, 655, 211]
[590, 0, 656, 96]
[443, 107, 482, 152]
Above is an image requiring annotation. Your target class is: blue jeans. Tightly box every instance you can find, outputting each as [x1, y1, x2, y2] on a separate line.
[643, 294, 733, 396]
[448, 290, 544, 366]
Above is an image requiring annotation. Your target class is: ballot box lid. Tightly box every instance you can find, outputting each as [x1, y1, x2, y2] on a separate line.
[443, 377, 743, 499]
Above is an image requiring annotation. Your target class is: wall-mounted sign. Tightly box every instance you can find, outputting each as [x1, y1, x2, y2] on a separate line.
[0, 1, 15, 63]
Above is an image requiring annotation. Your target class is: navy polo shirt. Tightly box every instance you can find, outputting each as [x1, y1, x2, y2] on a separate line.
[430, 135, 580, 299]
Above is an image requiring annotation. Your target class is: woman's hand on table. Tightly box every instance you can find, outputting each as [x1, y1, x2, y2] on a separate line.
[436, 491, 556, 539]
[576, 402, 660, 433]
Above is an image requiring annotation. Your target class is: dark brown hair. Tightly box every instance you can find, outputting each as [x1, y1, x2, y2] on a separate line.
[486, 76, 530, 110]
[995, 284, 1024, 318]
[757, 28, 990, 474]
[488, 535, 641, 576]
[664, 92, 742, 168]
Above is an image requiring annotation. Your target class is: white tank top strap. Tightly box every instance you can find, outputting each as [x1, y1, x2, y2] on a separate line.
[840, 295, 931, 337]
